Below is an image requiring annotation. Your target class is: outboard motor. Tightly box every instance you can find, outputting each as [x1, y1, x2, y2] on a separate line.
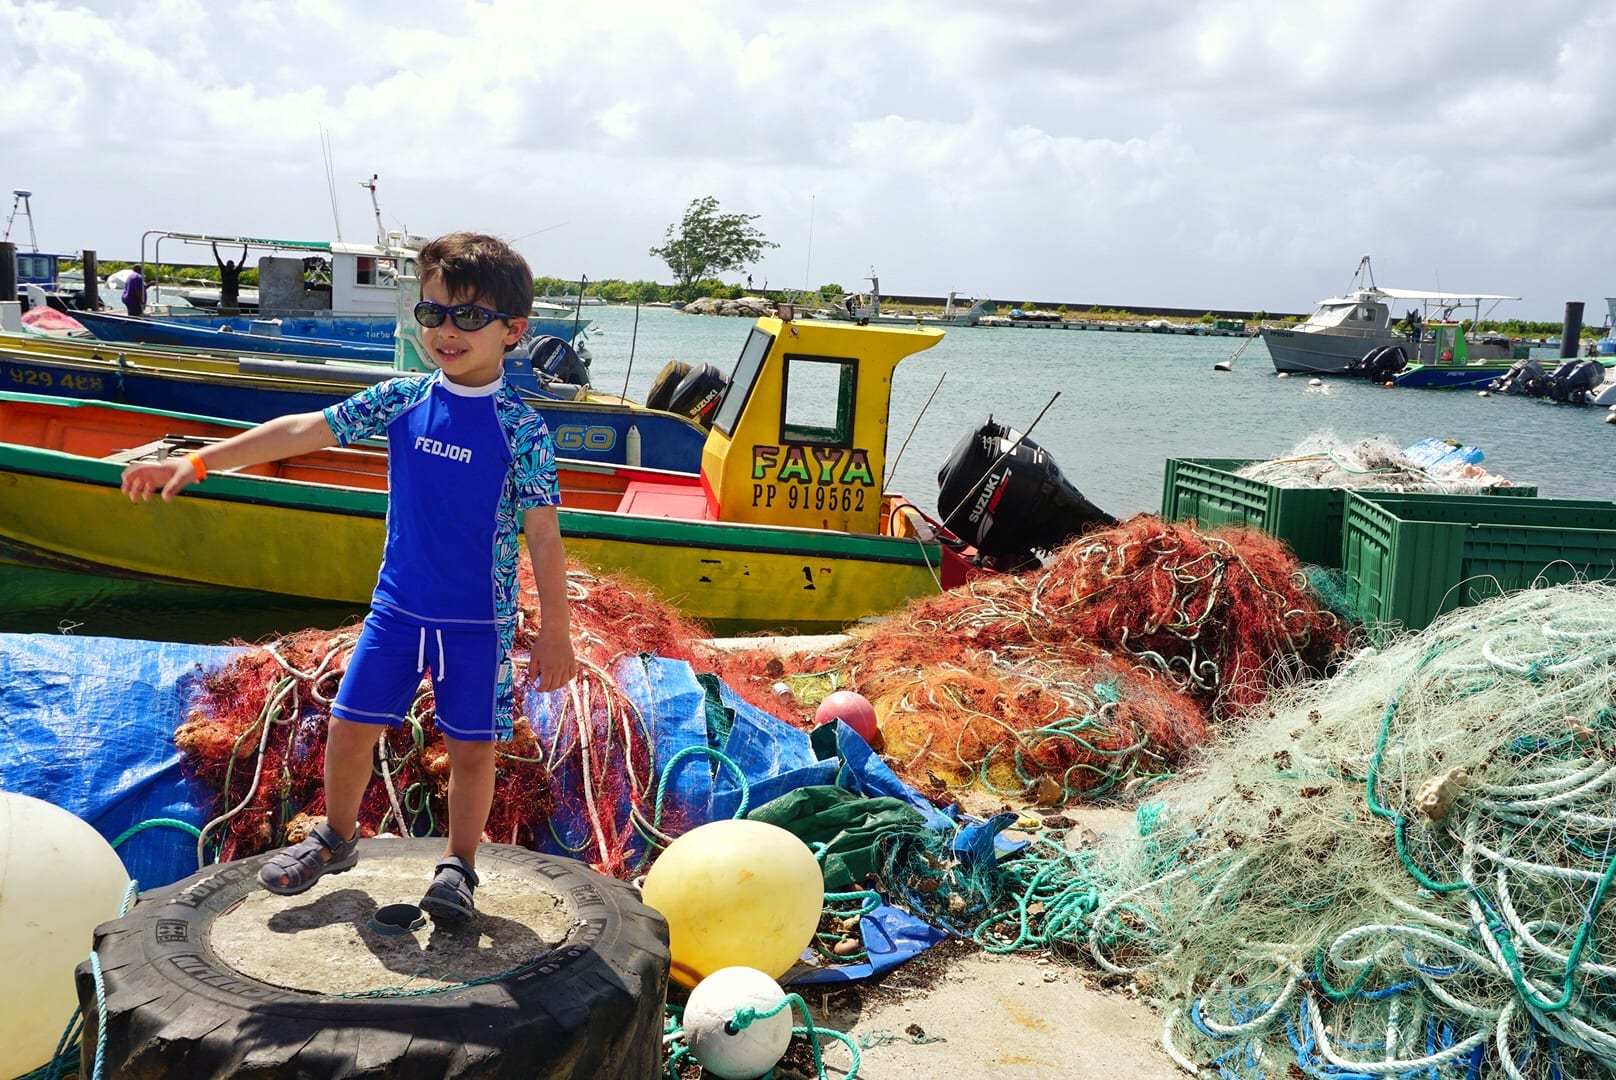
[645, 359, 728, 428]
[1491, 358, 1549, 396]
[527, 335, 592, 386]
[936, 417, 1115, 571]
[1550, 358, 1606, 404]
[1354, 344, 1408, 383]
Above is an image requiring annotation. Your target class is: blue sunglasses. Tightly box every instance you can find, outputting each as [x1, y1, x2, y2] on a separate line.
[413, 300, 514, 332]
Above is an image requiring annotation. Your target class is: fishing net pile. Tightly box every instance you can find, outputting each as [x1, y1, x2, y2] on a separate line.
[730, 515, 1346, 807]
[1236, 431, 1522, 493]
[1072, 584, 1616, 1078]
[175, 561, 715, 871]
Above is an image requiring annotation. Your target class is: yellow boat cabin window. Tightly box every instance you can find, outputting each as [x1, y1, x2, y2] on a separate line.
[781, 355, 857, 446]
[711, 327, 774, 436]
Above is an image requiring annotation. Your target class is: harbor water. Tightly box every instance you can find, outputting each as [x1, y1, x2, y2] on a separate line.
[6, 305, 1615, 641]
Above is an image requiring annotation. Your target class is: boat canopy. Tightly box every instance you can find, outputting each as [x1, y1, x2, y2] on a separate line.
[1317, 287, 1519, 305]
[1370, 287, 1520, 302]
[147, 231, 332, 252]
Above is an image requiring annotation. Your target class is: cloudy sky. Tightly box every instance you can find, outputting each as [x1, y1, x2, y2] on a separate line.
[5, 1, 1614, 320]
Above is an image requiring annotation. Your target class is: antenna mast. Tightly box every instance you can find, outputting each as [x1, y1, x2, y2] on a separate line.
[321, 127, 343, 241]
[4, 190, 38, 250]
[359, 174, 384, 246]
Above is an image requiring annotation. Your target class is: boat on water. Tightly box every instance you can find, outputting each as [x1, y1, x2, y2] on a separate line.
[1259, 255, 1523, 375]
[0, 314, 1078, 634]
[1596, 297, 1616, 357]
[0, 330, 708, 470]
[820, 269, 992, 327]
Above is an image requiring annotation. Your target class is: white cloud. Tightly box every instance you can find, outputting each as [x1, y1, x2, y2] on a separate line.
[3, 0, 1614, 317]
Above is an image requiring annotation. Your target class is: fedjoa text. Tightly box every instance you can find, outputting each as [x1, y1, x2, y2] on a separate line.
[414, 436, 473, 463]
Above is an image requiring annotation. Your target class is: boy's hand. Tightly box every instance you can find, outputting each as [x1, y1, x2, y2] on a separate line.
[529, 628, 578, 693]
[121, 457, 199, 502]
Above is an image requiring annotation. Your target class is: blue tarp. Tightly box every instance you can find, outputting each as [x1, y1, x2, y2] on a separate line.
[0, 639, 1009, 981]
[0, 633, 244, 889]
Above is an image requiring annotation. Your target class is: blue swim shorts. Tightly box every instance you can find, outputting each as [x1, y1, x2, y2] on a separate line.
[331, 605, 515, 741]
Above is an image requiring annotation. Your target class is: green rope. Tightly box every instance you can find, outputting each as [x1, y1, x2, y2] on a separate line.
[109, 817, 201, 849]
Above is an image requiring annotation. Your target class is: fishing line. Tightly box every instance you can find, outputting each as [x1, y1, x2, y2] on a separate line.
[886, 370, 947, 490]
[620, 301, 641, 403]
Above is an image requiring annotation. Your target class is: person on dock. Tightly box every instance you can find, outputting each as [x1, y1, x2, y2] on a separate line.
[118, 232, 578, 924]
[213, 242, 249, 311]
[121, 265, 145, 316]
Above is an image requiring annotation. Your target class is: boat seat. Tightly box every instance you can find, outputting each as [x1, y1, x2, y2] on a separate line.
[103, 434, 223, 464]
[615, 480, 715, 521]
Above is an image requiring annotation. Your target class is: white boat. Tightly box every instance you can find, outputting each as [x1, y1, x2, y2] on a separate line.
[822, 269, 992, 327]
[1260, 255, 1519, 374]
[1596, 297, 1616, 357]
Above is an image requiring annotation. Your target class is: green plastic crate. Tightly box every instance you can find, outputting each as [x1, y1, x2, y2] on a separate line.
[1341, 491, 1616, 633]
[1161, 458, 1538, 568]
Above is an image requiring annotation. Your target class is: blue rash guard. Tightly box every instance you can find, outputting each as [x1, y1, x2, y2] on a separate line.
[322, 372, 560, 738]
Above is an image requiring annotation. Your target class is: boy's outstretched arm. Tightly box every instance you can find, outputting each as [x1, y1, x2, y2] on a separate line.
[120, 411, 339, 502]
[523, 506, 577, 693]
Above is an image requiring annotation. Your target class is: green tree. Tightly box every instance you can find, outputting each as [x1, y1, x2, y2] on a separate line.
[650, 196, 778, 288]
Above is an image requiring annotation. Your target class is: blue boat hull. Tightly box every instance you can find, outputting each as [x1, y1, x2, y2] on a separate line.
[1393, 365, 1516, 389]
[159, 311, 587, 345]
[73, 309, 398, 362]
[0, 351, 707, 471]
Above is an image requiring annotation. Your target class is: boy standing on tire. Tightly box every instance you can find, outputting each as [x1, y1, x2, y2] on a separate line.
[120, 233, 577, 923]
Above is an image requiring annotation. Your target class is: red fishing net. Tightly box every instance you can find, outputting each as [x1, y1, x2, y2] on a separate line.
[705, 515, 1343, 805]
[176, 561, 710, 870]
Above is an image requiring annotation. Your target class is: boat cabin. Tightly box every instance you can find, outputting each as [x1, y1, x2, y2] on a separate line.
[615, 314, 944, 533]
[1300, 290, 1392, 332]
[140, 230, 425, 319]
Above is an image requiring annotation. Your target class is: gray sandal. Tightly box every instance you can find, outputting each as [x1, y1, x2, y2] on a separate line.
[421, 856, 479, 924]
[258, 822, 359, 895]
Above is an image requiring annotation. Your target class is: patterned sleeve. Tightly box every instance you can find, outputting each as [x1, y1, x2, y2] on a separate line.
[511, 410, 561, 509]
[323, 378, 421, 445]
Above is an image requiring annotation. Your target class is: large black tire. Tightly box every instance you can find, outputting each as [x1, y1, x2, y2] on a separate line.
[644, 360, 692, 413]
[77, 841, 669, 1079]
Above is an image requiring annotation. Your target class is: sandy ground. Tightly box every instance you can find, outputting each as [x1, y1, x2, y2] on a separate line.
[761, 803, 1185, 1080]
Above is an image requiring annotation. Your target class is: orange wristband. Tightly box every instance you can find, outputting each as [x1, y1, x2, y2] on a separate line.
[184, 452, 207, 482]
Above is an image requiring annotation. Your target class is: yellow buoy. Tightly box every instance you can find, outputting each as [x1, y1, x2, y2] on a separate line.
[0, 792, 131, 1077]
[641, 819, 823, 988]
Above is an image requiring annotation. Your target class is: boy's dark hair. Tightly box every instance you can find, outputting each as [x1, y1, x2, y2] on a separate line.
[417, 233, 534, 318]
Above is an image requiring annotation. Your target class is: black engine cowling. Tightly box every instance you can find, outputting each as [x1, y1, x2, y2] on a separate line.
[1489, 358, 1549, 396]
[527, 335, 592, 386]
[936, 418, 1115, 570]
[645, 359, 728, 427]
[1549, 358, 1606, 403]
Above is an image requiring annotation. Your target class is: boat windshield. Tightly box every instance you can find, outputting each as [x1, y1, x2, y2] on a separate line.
[712, 327, 774, 436]
[1307, 297, 1388, 329]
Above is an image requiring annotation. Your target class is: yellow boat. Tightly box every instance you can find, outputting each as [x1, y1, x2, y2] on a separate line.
[0, 314, 967, 634]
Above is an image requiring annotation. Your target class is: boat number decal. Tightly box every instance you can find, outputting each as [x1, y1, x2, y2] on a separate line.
[750, 444, 872, 511]
[551, 425, 616, 452]
[8, 368, 104, 392]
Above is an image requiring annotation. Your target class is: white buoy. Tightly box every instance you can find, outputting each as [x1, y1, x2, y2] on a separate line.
[1276, 372, 1290, 379]
[0, 792, 131, 1077]
[1605, 412, 1616, 425]
[1308, 378, 1323, 387]
[683, 966, 794, 1080]
[1478, 390, 1490, 397]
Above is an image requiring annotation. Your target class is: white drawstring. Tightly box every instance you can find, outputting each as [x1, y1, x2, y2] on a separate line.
[416, 627, 448, 682]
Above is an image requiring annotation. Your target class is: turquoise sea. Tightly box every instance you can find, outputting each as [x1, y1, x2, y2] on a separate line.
[5, 305, 1614, 642]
